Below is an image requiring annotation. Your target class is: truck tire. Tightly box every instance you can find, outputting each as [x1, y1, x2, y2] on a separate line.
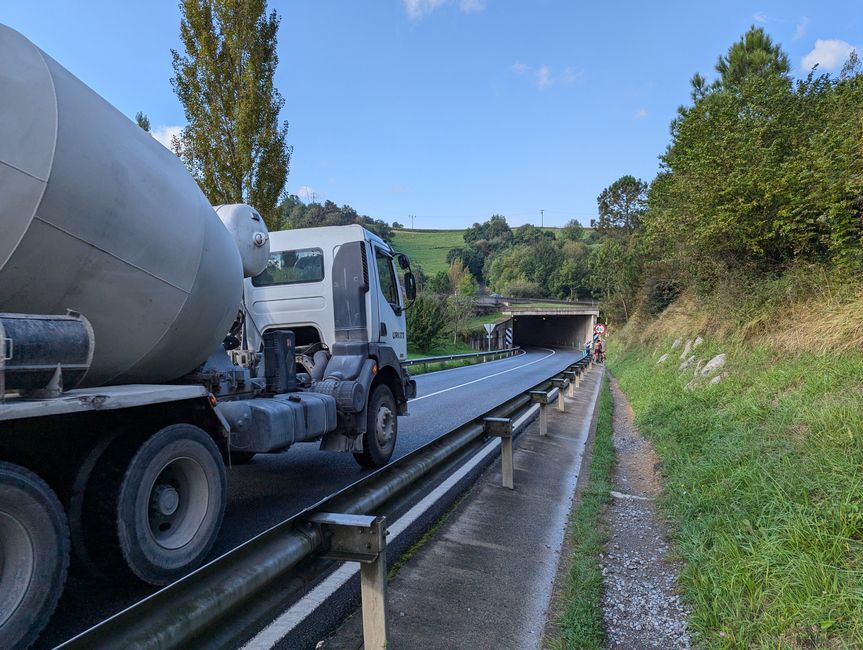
[0, 462, 69, 650]
[84, 425, 226, 585]
[353, 385, 398, 468]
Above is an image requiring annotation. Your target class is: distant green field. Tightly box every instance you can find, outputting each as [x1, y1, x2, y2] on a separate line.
[390, 225, 595, 276]
[390, 229, 465, 275]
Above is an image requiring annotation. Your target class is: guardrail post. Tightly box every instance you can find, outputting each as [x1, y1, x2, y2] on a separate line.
[310, 513, 388, 649]
[564, 371, 576, 397]
[485, 417, 514, 489]
[570, 364, 582, 388]
[551, 378, 567, 412]
[530, 390, 550, 436]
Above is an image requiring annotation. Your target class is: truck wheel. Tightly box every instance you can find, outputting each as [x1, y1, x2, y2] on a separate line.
[353, 385, 398, 468]
[0, 462, 69, 650]
[84, 425, 226, 585]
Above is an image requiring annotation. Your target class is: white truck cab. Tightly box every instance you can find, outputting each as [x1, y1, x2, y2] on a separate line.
[245, 225, 409, 361]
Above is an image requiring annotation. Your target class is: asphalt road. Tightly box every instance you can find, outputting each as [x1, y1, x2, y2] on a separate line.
[38, 347, 583, 647]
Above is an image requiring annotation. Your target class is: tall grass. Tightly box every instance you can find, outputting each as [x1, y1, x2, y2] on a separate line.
[609, 341, 863, 647]
[548, 376, 615, 649]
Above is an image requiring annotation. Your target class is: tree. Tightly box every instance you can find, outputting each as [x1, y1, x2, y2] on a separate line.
[135, 111, 151, 132]
[280, 198, 392, 239]
[589, 238, 640, 322]
[447, 259, 468, 293]
[171, 0, 291, 230]
[715, 26, 789, 87]
[406, 293, 446, 352]
[550, 240, 592, 300]
[596, 175, 648, 237]
[426, 271, 451, 295]
[559, 219, 584, 242]
[456, 272, 478, 297]
[445, 293, 474, 343]
[513, 224, 553, 246]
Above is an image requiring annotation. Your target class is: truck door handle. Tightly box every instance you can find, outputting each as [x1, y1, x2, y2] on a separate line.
[380, 323, 387, 336]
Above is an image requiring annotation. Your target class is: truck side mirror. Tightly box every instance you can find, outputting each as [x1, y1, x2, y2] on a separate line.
[404, 271, 417, 303]
[397, 253, 411, 270]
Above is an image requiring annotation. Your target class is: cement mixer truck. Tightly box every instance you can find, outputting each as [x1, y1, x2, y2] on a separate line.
[0, 24, 417, 648]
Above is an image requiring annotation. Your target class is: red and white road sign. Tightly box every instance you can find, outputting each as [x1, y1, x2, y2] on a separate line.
[594, 323, 606, 335]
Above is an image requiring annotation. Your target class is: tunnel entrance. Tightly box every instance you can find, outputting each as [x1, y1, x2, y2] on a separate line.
[504, 304, 599, 350]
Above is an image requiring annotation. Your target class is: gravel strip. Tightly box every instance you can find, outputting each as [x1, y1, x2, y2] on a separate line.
[601, 377, 691, 649]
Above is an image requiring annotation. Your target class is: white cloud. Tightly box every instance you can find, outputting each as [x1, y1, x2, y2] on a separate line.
[151, 125, 182, 150]
[635, 108, 648, 119]
[753, 11, 768, 23]
[295, 186, 318, 202]
[802, 39, 857, 71]
[535, 65, 553, 88]
[403, 0, 485, 20]
[562, 66, 584, 84]
[511, 63, 578, 89]
[793, 16, 809, 41]
[460, 0, 486, 13]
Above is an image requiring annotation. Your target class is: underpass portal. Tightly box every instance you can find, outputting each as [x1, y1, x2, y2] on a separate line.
[511, 314, 594, 349]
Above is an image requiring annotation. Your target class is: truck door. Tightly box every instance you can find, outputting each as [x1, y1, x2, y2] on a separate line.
[372, 244, 407, 360]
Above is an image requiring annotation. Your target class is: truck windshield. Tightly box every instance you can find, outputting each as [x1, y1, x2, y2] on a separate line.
[252, 248, 324, 286]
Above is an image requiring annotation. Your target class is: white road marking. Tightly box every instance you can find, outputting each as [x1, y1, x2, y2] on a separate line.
[411, 348, 557, 402]
[241, 403, 543, 649]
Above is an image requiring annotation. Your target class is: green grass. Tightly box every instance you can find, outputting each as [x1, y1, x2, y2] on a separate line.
[608, 341, 863, 647]
[388, 489, 473, 579]
[390, 229, 466, 275]
[467, 311, 505, 332]
[407, 341, 474, 359]
[389, 227, 597, 277]
[549, 376, 615, 650]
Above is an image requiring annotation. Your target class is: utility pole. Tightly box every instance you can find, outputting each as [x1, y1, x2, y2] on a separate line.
[540, 209, 544, 228]
[409, 214, 416, 230]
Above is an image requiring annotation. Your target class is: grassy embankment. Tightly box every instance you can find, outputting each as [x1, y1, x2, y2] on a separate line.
[605, 285, 863, 647]
[548, 376, 615, 649]
[390, 229, 464, 275]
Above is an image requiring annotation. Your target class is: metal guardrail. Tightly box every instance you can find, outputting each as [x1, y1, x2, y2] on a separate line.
[403, 346, 521, 367]
[60, 352, 592, 649]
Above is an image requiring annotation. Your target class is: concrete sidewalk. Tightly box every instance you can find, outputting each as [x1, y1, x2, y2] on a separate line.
[323, 365, 605, 650]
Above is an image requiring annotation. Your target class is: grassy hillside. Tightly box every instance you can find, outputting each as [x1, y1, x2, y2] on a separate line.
[390, 226, 594, 277]
[390, 229, 465, 275]
[607, 289, 863, 647]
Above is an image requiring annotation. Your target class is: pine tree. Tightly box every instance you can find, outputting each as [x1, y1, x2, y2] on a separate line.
[135, 111, 151, 132]
[171, 0, 291, 230]
[715, 26, 789, 87]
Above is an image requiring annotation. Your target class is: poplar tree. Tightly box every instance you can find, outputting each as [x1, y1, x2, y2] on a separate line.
[171, 0, 291, 229]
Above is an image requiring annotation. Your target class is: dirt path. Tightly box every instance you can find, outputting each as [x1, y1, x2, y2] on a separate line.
[601, 377, 691, 648]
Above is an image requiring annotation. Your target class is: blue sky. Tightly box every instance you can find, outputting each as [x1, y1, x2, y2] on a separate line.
[2, 1, 860, 228]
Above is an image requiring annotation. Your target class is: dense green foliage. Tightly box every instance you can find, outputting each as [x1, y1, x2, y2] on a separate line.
[601, 27, 863, 324]
[549, 377, 614, 650]
[171, 0, 291, 230]
[277, 195, 393, 239]
[405, 292, 447, 352]
[609, 341, 863, 647]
